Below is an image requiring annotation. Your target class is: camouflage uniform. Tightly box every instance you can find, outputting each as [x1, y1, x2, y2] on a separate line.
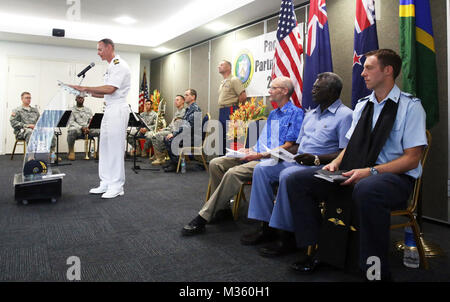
[127, 111, 158, 151]
[151, 107, 186, 152]
[10, 105, 59, 150]
[10, 105, 40, 143]
[67, 105, 100, 148]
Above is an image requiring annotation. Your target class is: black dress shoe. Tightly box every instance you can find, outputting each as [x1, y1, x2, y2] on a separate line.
[291, 257, 321, 274]
[258, 238, 297, 258]
[209, 208, 234, 224]
[240, 223, 277, 245]
[181, 215, 207, 236]
[162, 162, 172, 168]
[164, 164, 177, 172]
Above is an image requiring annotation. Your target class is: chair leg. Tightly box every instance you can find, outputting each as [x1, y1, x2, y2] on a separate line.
[241, 190, 248, 204]
[176, 152, 183, 173]
[307, 244, 319, 256]
[11, 140, 18, 160]
[410, 218, 429, 269]
[200, 152, 208, 172]
[232, 185, 244, 221]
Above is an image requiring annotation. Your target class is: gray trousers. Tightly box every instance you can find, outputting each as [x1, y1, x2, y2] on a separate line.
[67, 128, 100, 148]
[199, 156, 259, 221]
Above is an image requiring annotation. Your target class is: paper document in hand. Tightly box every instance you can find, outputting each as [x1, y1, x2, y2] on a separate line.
[263, 145, 295, 162]
[58, 81, 81, 96]
[314, 170, 349, 184]
[225, 148, 246, 158]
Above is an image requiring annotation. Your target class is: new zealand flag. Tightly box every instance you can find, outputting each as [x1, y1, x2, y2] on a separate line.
[351, 0, 378, 108]
[302, 0, 333, 111]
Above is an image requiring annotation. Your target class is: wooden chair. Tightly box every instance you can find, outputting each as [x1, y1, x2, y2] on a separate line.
[83, 134, 98, 159]
[11, 138, 26, 160]
[390, 130, 431, 269]
[176, 113, 211, 173]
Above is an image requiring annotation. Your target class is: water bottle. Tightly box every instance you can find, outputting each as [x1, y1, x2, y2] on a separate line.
[181, 157, 186, 174]
[90, 144, 95, 158]
[403, 226, 420, 268]
[50, 152, 56, 164]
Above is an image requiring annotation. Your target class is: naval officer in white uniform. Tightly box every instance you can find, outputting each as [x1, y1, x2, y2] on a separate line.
[69, 38, 131, 199]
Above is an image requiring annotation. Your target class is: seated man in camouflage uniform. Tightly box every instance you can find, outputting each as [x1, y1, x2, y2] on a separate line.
[10, 92, 40, 144]
[10, 91, 58, 156]
[127, 99, 158, 157]
[150, 94, 186, 165]
[67, 95, 100, 160]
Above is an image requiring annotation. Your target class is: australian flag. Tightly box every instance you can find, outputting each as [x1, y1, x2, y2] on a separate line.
[302, 0, 333, 111]
[351, 0, 378, 108]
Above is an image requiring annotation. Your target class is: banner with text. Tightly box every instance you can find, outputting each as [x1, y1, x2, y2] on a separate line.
[232, 25, 303, 97]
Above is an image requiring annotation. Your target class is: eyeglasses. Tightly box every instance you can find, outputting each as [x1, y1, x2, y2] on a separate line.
[269, 86, 283, 90]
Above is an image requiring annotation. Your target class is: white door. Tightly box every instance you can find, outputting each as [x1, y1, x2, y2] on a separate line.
[5, 58, 41, 155]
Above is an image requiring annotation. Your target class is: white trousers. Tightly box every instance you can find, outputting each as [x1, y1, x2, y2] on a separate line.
[99, 102, 130, 191]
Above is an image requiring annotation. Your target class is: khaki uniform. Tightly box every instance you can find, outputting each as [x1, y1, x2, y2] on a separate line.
[67, 105, 100, 148]
[198, 156, 259, 221]
[127, 111, 158, 150]
[10, 106, 40, 143]
[151, 107, 186, 152]
[218, 75, 245, 108]
[218, 75, 245, 154]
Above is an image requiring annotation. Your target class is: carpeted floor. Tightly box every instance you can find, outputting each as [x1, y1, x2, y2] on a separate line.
[1, 154, 449, 282]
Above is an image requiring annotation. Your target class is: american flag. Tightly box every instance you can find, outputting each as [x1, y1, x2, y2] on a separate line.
[351, 0, 378, 108]
[271, 0, 304, 108]
[139, 68, 149, 113]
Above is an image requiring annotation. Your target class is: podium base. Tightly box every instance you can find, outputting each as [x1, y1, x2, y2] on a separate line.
[14, 169, 64, 205]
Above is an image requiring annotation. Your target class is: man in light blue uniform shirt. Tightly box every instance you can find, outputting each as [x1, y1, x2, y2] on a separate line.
[181, 76, 304, 236]
[241, 73, 353, 258]
[286, 49, 427, 281]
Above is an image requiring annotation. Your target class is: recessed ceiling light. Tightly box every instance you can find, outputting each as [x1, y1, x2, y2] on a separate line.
[154, 47, 170, 53]
[205, 21, 230, 32]
[114, 16, 137, 25]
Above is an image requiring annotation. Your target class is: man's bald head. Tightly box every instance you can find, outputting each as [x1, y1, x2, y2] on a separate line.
[272, 76, 294, 97]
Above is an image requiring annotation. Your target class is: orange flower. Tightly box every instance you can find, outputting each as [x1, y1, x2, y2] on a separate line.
[227, 97, 266, 140]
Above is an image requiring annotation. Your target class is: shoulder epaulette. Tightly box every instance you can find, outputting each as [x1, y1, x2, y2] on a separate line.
[357, 96, 370, 103]
[400, 91, 421, 102]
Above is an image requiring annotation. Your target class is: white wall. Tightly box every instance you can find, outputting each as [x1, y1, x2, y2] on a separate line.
[0, 40, 141, 154]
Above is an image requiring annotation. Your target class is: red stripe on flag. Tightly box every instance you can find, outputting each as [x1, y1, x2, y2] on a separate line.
[279, 39, 302, 84]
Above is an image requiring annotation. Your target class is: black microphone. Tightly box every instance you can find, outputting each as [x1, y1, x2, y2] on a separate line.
[77, 62, 95, 78]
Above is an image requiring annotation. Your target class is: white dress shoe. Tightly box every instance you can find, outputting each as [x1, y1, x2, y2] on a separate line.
[89, 186, 108, 194]
[101, 189, 124, 199]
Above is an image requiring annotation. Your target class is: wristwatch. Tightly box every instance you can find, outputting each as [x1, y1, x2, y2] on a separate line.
[369, 167, 379, 175]
[314, 155, 320, 166]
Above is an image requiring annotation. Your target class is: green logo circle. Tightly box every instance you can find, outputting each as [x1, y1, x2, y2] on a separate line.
[234, 50, 254, 88]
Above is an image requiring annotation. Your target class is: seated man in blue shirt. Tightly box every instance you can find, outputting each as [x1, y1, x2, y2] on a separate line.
[241, 72, 353, 258]
[285, 49, 427, 281]
[181, 76, 304, 236]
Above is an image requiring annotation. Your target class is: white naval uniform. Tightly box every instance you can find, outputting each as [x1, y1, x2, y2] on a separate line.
[99, 55, 131, 192]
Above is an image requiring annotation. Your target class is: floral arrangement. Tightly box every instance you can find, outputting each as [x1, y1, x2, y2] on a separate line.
[150, 89, 163, 112]
[227, 97, 266, 143]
